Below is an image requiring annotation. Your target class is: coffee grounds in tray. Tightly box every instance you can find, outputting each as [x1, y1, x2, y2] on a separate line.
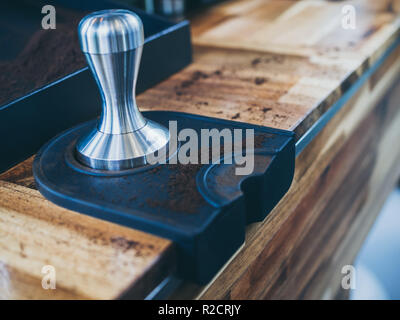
[145, 134, 271, 214]
[146, 163, 205, 214]
[0, 15, 86, 106]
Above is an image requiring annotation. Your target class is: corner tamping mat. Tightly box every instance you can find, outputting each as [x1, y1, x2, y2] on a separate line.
[33, 111, 295, 284]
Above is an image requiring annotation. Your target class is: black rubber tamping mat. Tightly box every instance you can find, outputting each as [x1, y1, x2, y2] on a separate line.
[33, 111, 295, 283]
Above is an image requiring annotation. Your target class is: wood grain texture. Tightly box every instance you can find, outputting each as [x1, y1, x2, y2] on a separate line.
[1, 0, 400, 299]
[0, 156, 36, 189]
[191, 0, 400, 58]
[171, 47, 400, 299]
[139, 0, 400, 140]
[0, 180, 175, 299]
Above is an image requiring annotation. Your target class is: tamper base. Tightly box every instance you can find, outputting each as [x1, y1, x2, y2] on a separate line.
[75, 120, 170, 170]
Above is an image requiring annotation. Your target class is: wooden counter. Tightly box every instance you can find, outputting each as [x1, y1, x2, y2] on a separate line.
[1, 0, 400, 299]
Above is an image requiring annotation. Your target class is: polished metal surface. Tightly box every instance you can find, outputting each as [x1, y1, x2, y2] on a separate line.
[86, 48, 146, 134]
[76, 10, 170, 171]
[78, 9, 144, 54]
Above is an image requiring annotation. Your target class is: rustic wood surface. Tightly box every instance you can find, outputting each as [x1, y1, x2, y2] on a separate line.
[0, 167, 175, 299]
[0, 0, 399, 299]
[172, 53, 400, 300]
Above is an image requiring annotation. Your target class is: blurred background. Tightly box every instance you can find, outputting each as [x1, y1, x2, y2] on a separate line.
[351, 186, 400, 300]
[115, 0, 227, 20]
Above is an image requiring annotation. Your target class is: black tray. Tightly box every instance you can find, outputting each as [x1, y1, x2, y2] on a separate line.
[33, 111, 295, 283]
[0, 0, 192, 172]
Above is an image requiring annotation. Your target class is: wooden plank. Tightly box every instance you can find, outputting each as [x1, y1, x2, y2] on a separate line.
[0, 181, 175, 299]
[317, 74, 400, 300]
[171, 47, 400, 299]
[139, 0, 400, 140]
[0, 156, 35, 189]
[139, 45, 350, 139]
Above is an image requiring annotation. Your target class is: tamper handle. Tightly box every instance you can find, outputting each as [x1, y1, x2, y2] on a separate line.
[75, 10, 170, 171]
[78, 9, 146, 134]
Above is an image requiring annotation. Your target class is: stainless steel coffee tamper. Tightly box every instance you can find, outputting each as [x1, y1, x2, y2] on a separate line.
[75, 9, 170, 170]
